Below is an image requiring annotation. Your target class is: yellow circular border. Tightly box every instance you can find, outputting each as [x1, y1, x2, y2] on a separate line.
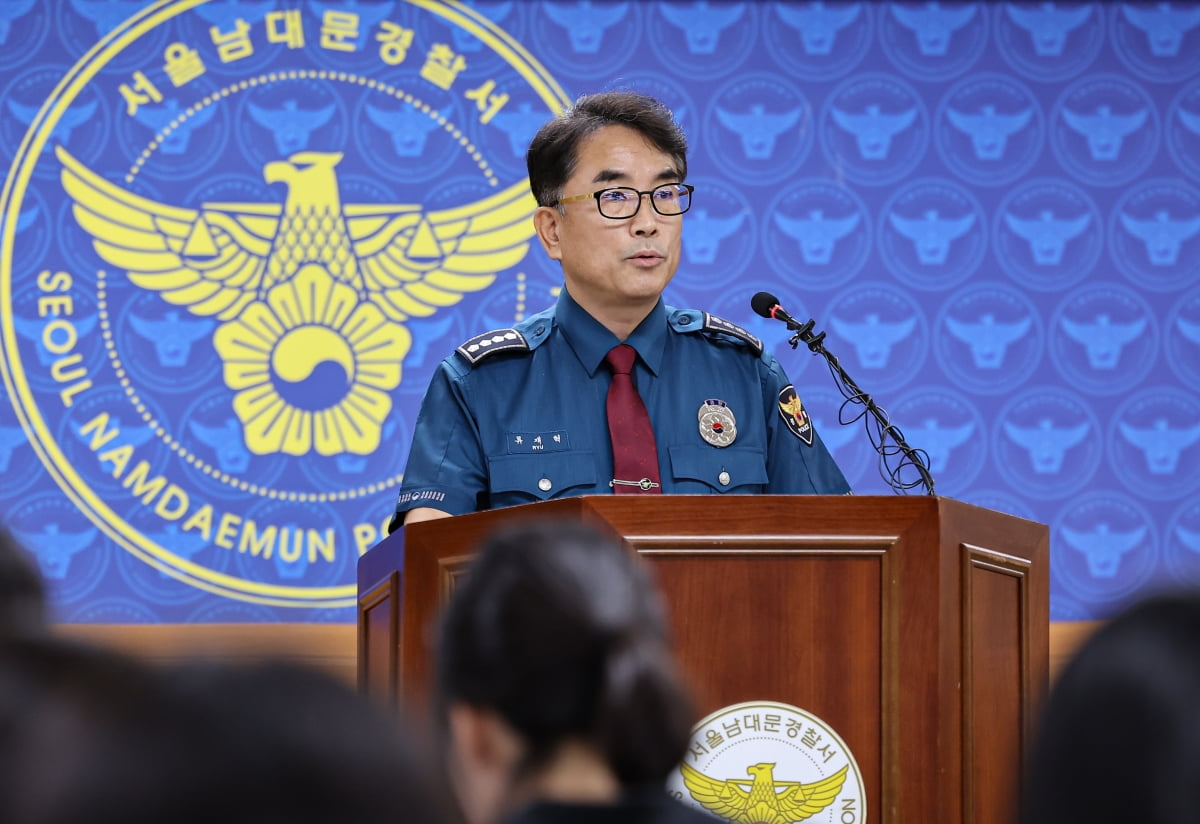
[0, 0, 571, 607]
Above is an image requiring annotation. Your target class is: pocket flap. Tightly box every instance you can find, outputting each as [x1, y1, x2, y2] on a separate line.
[488, 451, 597, 500]
[668, 445, 767, 492]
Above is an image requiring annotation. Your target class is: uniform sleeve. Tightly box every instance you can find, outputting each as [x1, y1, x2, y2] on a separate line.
[387, 359, 488, 531]
[759, 354, 853, 495]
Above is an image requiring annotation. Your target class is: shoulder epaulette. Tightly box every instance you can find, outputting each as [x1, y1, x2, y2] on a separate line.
[700, 313, 764, 357]
[455, 328, 530, 365]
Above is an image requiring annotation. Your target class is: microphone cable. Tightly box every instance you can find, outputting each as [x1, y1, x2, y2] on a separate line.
[751, 291, 936, 496]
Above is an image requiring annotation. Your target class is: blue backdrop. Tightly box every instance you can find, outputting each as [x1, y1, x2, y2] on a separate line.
[1, 0, 1198, 624]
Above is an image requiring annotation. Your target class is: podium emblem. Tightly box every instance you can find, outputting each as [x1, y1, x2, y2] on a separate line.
[667, 700, 866, 824]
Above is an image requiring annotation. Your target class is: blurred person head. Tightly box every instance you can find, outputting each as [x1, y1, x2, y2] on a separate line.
[1022, 590, 1200, 824]
[0, 635, 167, 822]
[435, 521, 695, 824]
[0, 636, 454, 824]
[0, 527, 47, 634]
[156, 658, 455, 824]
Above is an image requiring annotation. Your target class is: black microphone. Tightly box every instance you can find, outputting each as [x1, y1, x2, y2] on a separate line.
[752, 291, 823, 346]
[751, 291, 789, 323]
[750, 291, 936, 496]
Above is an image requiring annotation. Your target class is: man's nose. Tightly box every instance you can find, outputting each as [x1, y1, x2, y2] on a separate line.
[630, 193, 659, 235]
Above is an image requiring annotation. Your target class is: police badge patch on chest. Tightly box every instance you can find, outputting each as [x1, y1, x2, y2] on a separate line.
[778, 385, 814, 446]
[698, 399, 737, 447]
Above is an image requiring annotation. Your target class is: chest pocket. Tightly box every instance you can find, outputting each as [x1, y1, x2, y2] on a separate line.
[668, 445, 768, 493]
[487, 451, 598, 502]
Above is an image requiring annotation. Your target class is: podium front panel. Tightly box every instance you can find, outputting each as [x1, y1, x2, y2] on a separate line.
[366, 495, 1049, 824]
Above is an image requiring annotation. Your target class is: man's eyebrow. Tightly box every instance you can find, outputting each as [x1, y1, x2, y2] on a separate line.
[590, 167, 683, 185]
[591, 169, 628, 184]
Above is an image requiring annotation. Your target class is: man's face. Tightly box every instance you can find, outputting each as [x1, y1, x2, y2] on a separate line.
[534, 124, 684, 318]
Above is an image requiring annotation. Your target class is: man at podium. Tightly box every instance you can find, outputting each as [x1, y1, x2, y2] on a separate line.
[389, 92, 849, 532]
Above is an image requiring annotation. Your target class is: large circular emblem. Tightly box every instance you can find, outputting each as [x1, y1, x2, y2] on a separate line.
[0, 1, 569, 606]
[667, 700, 867, 824]
[698, 399, 737, 448]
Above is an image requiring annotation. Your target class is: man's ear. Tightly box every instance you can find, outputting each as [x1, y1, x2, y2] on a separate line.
[447, 703, 491, 765]
[447, 703, 521, 768]
[446, 703, 524, 824]
[533, 206, 564, 261]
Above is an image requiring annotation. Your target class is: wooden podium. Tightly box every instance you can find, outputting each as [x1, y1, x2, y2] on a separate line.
[358, 495, 1049, 824]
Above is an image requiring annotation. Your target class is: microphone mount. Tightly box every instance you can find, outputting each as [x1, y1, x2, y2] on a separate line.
[753, 293, 936, 496]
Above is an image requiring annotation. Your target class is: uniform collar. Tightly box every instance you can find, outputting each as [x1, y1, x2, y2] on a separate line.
[555, 290, 666, 377]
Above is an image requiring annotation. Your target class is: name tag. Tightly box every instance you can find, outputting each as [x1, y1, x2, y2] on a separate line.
[507, 431, 570, 453]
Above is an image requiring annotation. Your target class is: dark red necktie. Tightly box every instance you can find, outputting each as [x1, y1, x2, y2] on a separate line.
[604, 344, 662, 494]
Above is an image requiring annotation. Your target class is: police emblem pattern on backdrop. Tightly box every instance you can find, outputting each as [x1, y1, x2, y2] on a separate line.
[1, 0, 1197, 623]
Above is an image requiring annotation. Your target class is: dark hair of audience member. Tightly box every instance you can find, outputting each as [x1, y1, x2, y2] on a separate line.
[526, 91, 688, 209]
[0, 636, 455, 824]
[436, 521, 695, 787]
[0, 527, 47, 634]
[1021, 590, 1200, 824]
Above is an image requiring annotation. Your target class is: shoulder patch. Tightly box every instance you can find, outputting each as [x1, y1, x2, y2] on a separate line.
[455, 328, 530, 365]
[702, 313, 764, 356]
[777, 384, 814, 446]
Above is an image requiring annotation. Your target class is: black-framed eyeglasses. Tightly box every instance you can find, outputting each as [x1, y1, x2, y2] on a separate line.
[555, 183, 694, 219]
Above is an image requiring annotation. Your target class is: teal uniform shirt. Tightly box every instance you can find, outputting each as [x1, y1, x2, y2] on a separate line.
[389, 291, 850, 530]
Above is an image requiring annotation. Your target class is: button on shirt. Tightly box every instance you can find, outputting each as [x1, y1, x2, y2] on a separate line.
[390, 291, 850, 529]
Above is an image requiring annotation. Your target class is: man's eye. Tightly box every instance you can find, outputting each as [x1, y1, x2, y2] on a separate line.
[600, 190, 633, 202]
[654, 188, 680, 201]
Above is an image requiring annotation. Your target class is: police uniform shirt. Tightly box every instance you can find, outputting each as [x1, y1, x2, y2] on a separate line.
[390, 290, 850, 528]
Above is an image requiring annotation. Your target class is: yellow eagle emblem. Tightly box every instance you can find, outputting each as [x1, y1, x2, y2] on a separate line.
[779, 394, 808, 427]
[679, 761, 848, 824]
[57, 146, 537, 457]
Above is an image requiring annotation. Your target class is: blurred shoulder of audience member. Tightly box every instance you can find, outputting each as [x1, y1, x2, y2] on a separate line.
[1022, 590, 1200, 824]
[0, 527, 47, 635]
[0, 635, 455, 824]
[436, 520, 711, 824]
